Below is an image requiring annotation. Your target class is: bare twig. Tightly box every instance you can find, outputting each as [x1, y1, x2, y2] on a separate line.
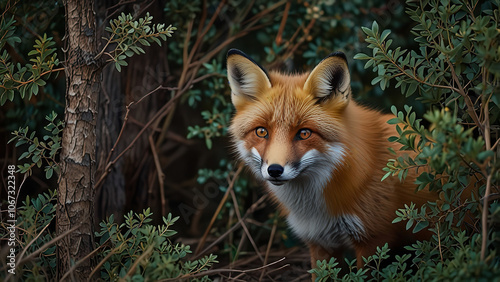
[12, 215, 53, 267]
[10, 223, 82, 278]
[480, 96, 494, 261]
[122, 245, 155, 279]
[230, 187, 265, 263]
[60, 237, 112, 281]
[194, 164, 244, 255]
[259, 216, 278, 281]
[275, 1, 291, 46]
[160, 257, 287, 281]
[149, 134, 166, 217]
[448, 62, 483, 133]
[481, 173, 493, 261]
[192, 194, 269, 260]
[88, 244, 118, 281]
[95, 85, 172, 190]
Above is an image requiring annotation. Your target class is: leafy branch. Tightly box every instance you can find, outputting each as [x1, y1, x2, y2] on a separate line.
[98, 12, 176, 72]
[356, 0, 499, 264]
[0, 12, 176, 107]
[8, 111, 63, 178]
[0, 28, 60, 105]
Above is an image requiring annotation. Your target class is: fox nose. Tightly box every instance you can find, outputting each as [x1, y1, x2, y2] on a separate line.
[267, 164, 284, 178]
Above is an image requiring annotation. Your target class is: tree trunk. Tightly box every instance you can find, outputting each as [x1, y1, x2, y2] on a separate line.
[57, 0, 99, 279]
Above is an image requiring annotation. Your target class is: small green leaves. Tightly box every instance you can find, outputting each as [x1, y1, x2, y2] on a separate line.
[0, 31, 59, 105]
[96, 209, 217, 281]
[8, 111, 63, 178]
[102, 12, 176, 72]
[0, 16, 21, 49]
[357, 2, 499, 279]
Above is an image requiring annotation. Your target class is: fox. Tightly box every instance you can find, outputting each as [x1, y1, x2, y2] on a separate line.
[226, 49, 439, 271]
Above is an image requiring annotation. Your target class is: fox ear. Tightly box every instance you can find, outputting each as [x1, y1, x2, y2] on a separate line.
[227, 49, 271, 109]
[304, 52, 351, 106]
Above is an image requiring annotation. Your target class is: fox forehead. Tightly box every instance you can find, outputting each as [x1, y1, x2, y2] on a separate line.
[230, 71, 345, 141]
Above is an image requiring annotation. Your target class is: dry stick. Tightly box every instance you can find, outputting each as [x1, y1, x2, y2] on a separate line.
[154, 97, 177, 148]
[480, 173, 493, 261]
[189, 0, 287, 69]
[60, 237, 113, 281]
[197, 0, 208, 37]
[186, 0, 227, 65]
[275, 0, 291, 46]
[122, 245, 155, 280]
[285, 17, 316, 60]
[149, 134, 167, 217]
[194, 164, 244, 255]
[102, 84, 167, 167]
[239, 0, 256, 23]
[491, 137, 500, 151]
[281, 23, 303, 51]
[178, 20, 194, 87]
[229, 188, 265, 264]
[231, 258, 287, 281]
[233, 227, 247, 264]
[153, 17, 195, 150]
[8, 214, 53, 275]
[258, 216, 278, 281]
[16, 224, 81, 265]
[190, 24, 267, 69]
[480, 96, 493, 261]
[195, 192, 233, 255]
[95, 85, 170, 190]
[243, 0, 287, 27]
[95, 85, 180, 190]
[193, 194, 269, 260]
[449, 61, 483, 132]
[436, 222, 444, 263]
[88, 247, 117, 281]
[162, 257, 287, 281]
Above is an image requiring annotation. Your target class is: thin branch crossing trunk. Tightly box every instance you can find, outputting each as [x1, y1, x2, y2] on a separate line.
[57, 0, 100, 279]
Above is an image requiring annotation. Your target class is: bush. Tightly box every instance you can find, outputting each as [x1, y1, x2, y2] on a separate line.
[0, 191, 217, 281]
[312, 0, 500, 280]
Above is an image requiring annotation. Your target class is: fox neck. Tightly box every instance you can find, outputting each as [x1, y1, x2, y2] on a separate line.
[266, 165, 366, 248]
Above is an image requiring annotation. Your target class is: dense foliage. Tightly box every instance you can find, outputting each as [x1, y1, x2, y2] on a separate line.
[311, 0, 500, 280]
[0, 191, 217, 280]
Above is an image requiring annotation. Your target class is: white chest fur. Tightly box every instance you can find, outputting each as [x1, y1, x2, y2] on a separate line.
[237, 141, 366, 248]
[268, 174, 366, 249]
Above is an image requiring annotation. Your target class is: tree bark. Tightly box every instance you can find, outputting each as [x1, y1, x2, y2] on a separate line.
[57, 0, 99, 279]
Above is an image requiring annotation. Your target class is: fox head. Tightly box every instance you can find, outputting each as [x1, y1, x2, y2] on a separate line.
[227, 49, 351, 187]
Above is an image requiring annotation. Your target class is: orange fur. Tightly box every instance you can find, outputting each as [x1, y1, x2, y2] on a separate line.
[227, 49, 438, 272]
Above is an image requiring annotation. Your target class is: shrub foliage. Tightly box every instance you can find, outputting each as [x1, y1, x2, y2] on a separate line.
[311, 0, 499, 280]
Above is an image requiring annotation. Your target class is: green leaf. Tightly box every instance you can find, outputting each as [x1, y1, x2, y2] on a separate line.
[19, 151, 30, 160]
[380, 29, 391, 42]
[372, 21, 379, 36]
[46, 167, 54, 179]
[32, 83, 39, 96]
[413, 220, 429, 233]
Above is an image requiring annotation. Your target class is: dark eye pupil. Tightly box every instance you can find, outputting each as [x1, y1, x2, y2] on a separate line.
[256, 128, 267, 137]
[298, 129, 310, 139]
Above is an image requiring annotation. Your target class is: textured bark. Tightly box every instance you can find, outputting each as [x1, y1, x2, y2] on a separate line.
[57, 0, 99, 279]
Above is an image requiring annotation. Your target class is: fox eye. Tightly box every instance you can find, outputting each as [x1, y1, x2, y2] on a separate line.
[296, 129, 312, 140]
[255, 127, 269, 138]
